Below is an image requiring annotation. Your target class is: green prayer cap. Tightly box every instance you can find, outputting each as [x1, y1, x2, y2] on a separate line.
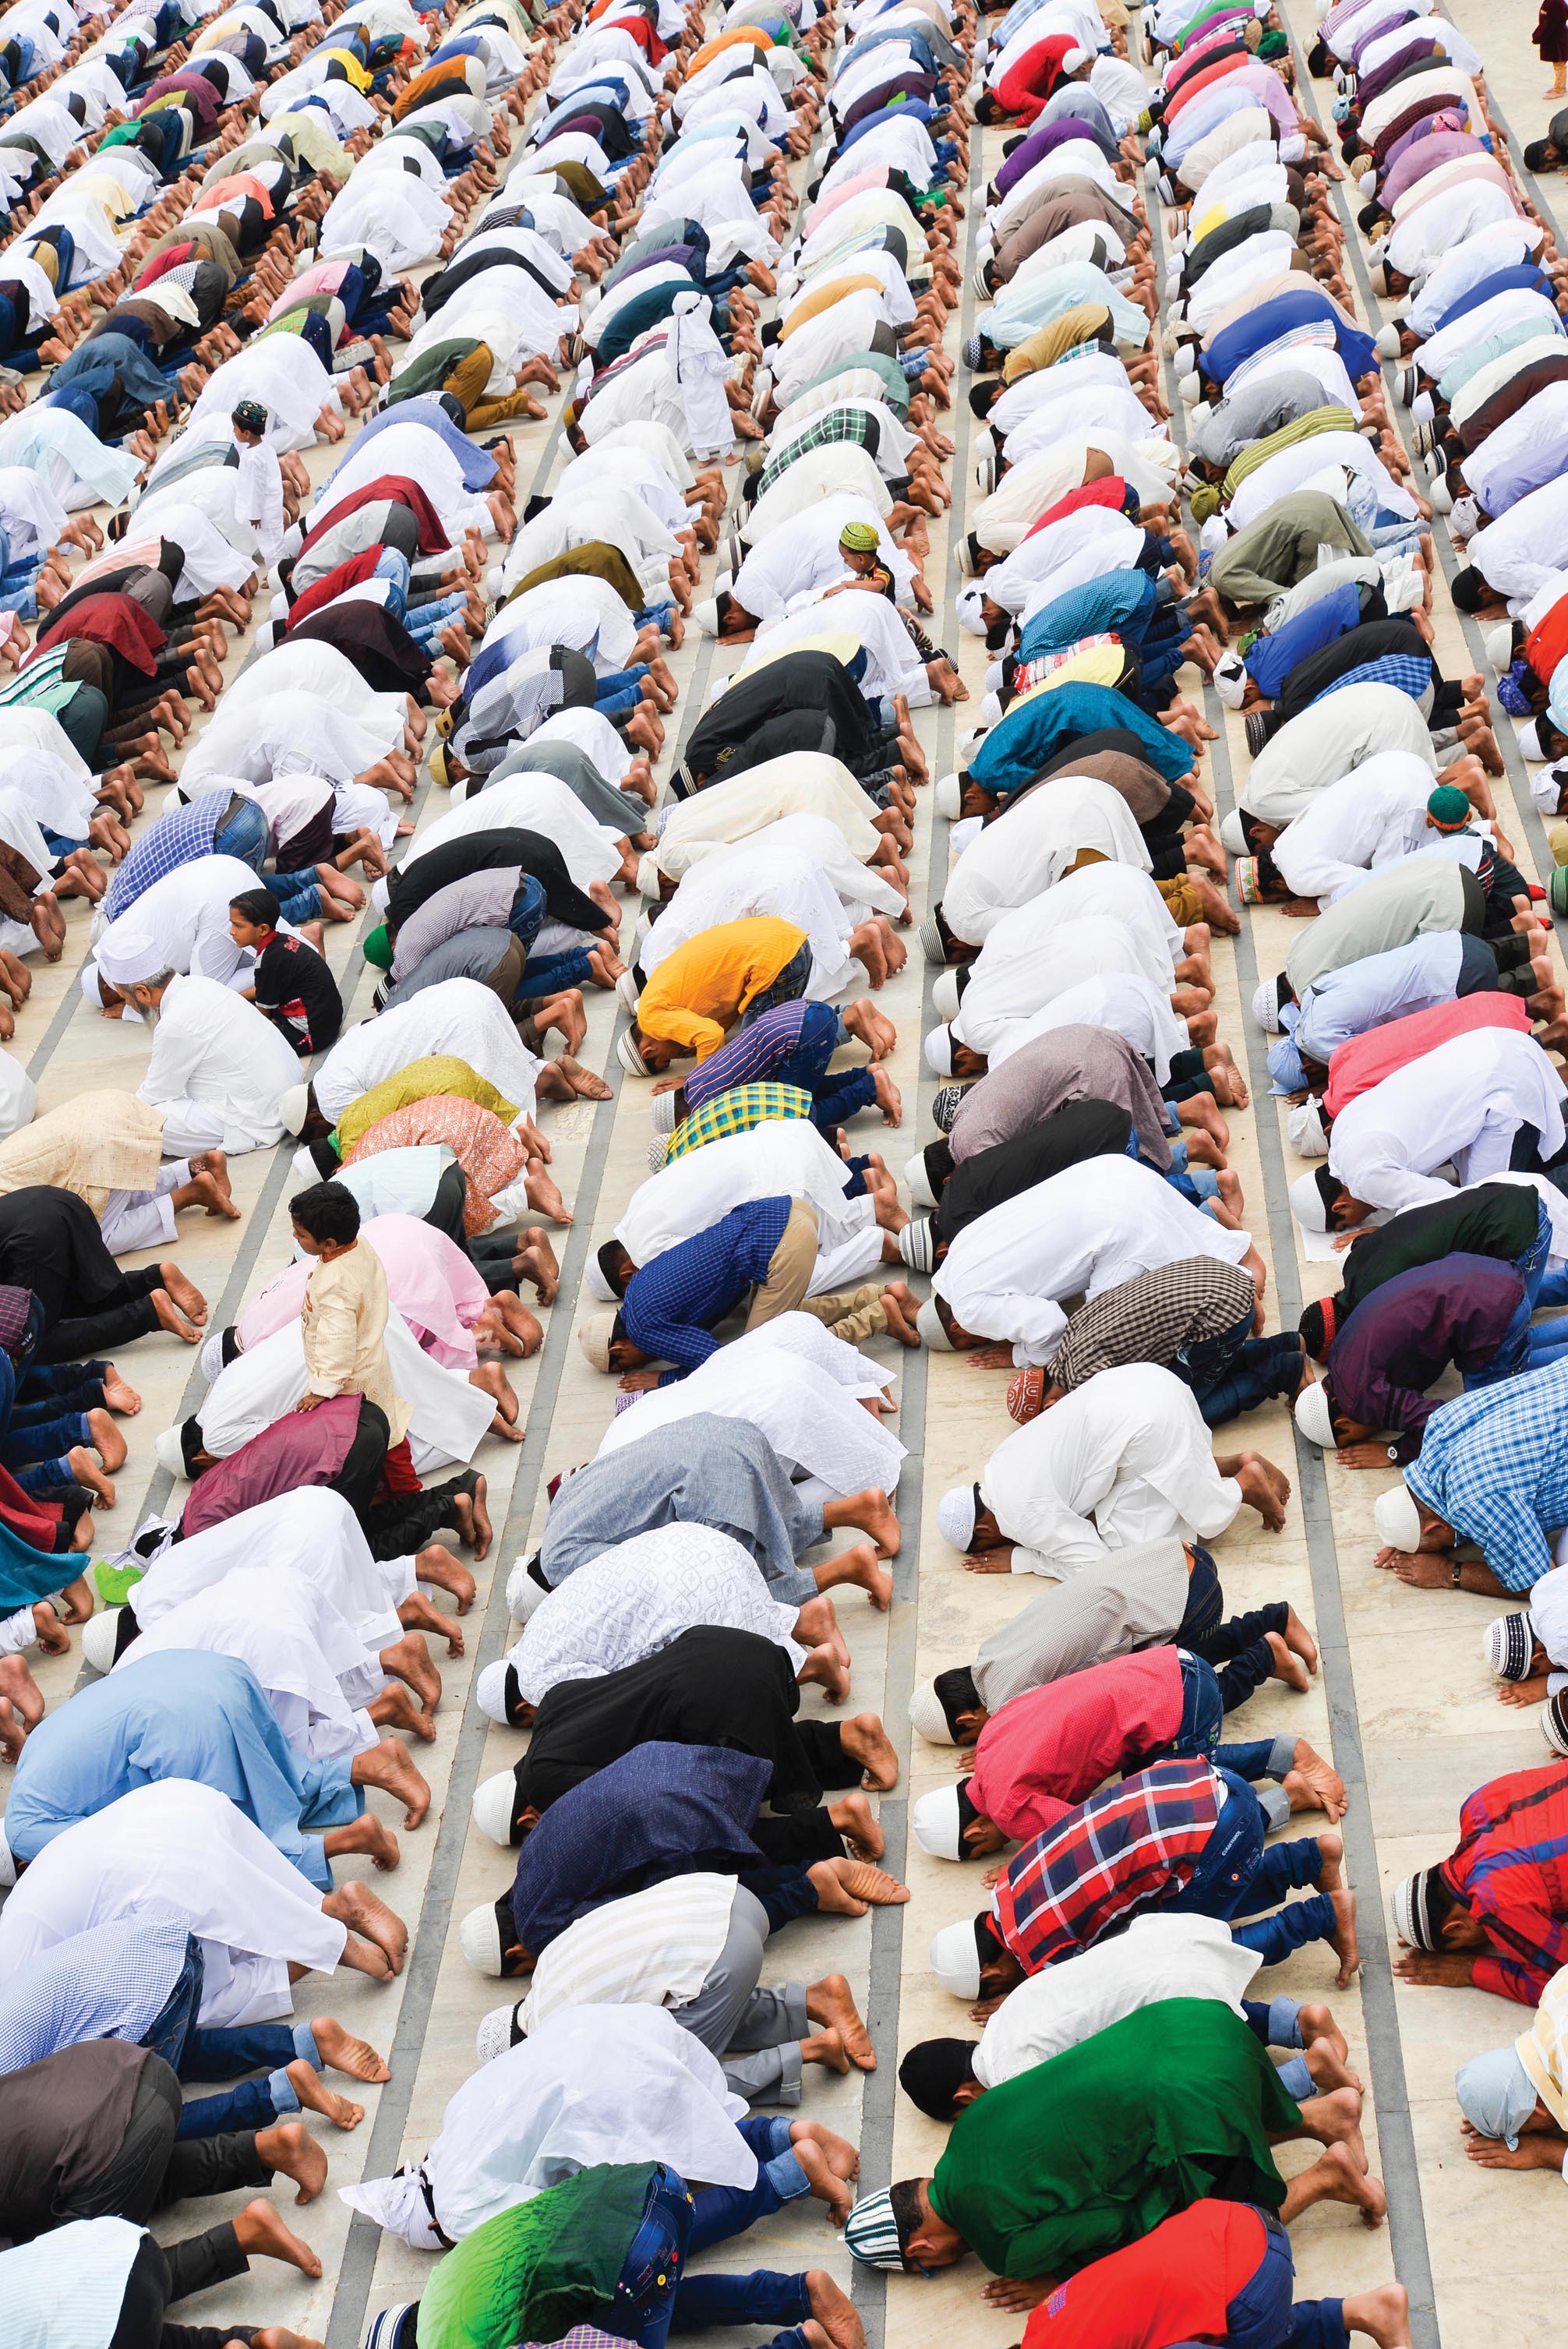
[1189, 484, 1222, 525]
[1426, 784, 1471, 831]
[363, 923, 393, 970]
[840, 521, 881, 550]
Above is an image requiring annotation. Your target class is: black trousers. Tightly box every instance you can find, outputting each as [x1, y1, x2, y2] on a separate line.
[72, 2054, 270, 2226]
[327, 1390, 479, 1560]
[110, 2228, 257, 2349]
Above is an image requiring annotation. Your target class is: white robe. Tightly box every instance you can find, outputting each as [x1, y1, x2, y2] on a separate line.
[952, 917, 1169, 1058]
[974, 1914, 1262, 2086]
[118, 1562, 383, 1765]
[137, 975, 302, 1155]
[0, 1780, 345, 2026]
[401, 772, 622, 892]
[342, 2007, 754, 2249]
[988, 971, 1188, 1083]
[1327, 1028, 1568, 1217]
[980, 1363, 1245, 1574]
[1270, 754, 1436, 903]
[615, 1117, 875, 1270]
[196, 1312, 494, 1475]
[311, 978, 543, 1123]
[650, 754, 881, 879]
[129, 1488, 408, 1654]
[942, 779, 1151, 948]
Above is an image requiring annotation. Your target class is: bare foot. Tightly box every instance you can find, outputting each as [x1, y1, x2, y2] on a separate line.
[451, 1477, 492, 1560]
[255, 2119, 328, 2204]
[815, 1540, 893, 1609]
[832, 1487, 901, 1558]
[367, 1678, 437, 1743]
[1284, 2142, 1386, 2228]
[1304, 2036, 1364, 2096]
[1283, 1738, 1347, 1822]
[0, 1651, 44, 1726]
[83, 1405, 128, 1471]
[352, 1736, 431, 1827]
[1328, 1888, 1361, 1988]
[826, 1789, 884, 1860]
[232, 2199, 323, 2277]
[309, 2015, 390, 2082]
[1266, 1629, 1311, 1692]
[415, 1542, 476, 1611]
[1281, 1602, 1319, 1675]
[157, 1262, 207, 1323]
[283, 2057, 364, 2130]
[325, 1881, 408, 1974]
[800, 2025, 851, 2074]
[804, 2277, 864, 2349]
[150, 1288, 203, 1342]
[101, 1365, 141, 1414]
[791, 2134, 855, 2227]
[839, 1711, 898, 1789]
[324, 1814, 401, 1872]
[807, 1974, 875, 2069]
[65, 1446, 115, 1507]
[377, 1630, 440, 1715]
[807, 1856, 910, 1914]
[397, 1591, 464, 1655]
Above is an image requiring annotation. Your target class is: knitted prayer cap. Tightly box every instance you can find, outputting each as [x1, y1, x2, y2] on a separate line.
[839, 520, 880, 550]
[231, 397, 268, 433]
[1426, 784, 1471, 831]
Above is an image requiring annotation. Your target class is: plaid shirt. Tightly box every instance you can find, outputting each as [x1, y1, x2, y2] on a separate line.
[104, 795, 227, 922]
[1407, 1356, 1568, 1594]
[682, 999, 825, 1117]
[1317, 652, 1432, 707]
[1052, 1259, 1257, 1392]
[1444, 1762, 1568, 2005]
[661, 1083, 814, 1167]
[621, 1195, 793, 1379]
[994, 1757, 1220, 1974]
[754, 406, 876, 502]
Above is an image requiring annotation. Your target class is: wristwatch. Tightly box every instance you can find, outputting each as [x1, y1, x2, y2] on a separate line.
[1453, 1561, 1464, 1588]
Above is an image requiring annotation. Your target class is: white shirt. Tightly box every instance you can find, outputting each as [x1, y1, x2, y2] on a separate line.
[1270, 753, 1436, 903]
[616, 1118, 867, 1266]
[941, 781, 1152, 949]
[975, 1914, 1263, 2085]
[522, 1873, 740, 2033]
[310, 978, 543, 1124]
[129, 1487, 408, 1655]
[981, 1362, 1245, 1572]
[1328, 1028, 1568, 1216]
[94, 854, 260, 992]
[138, 974, 301, 1152]
[934, 1153, 1252, 1367]
[1242, 682, 1436, 827]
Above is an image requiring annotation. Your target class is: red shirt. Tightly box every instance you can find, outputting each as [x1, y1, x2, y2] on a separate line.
[1022, 2201, 1267, 2349]
[1323, 991, 1531, 1118]
[1526, 589, 1568, 688]
[970, 1650, 1186, 1842]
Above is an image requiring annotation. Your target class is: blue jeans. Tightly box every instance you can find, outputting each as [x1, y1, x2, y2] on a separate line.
[1172, 1305, 1304, 1428]
[141, 1937, 320, 2136]
[216, 796, 322, 922]
[1167, 2212, 1347, 2349]
[688, 2114, 812, 2247]
[1167, 1771, 1335, 1966]
[520, 945, 594, 996]
[1241, 1997, 1314, 2102]
[1169, 1655, 1295, 1823]
[609, 2164, 812, 2349]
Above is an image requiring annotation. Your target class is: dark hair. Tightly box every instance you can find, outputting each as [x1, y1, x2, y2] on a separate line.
[1298, 1298, 1328, 1361]
[976, 1911, 1006, 1967]
[933, 1665, 980, 1738]
[230, 886, 281, 928]
[888, 2177, 925, 2261]
[290, 1180, 362, 1246]
[1524, 137, 1552, 171]
[1426, 1870, 1464, 1941]
[1450, 566, 1489, 613]
[955, 1779, 982, 1849]
[1315, 1164, 1344, 1220]
[898, 2038, 981, 2121]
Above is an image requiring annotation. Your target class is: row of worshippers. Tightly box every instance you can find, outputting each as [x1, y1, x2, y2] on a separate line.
[1183, 0, 1568, 2317]
[807, 0, 1431, 2340]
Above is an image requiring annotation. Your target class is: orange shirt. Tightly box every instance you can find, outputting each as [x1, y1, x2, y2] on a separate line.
[635, 917, 808, 1060]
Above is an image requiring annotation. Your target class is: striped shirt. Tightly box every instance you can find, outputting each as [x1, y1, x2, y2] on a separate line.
[994, 1757, 1220, 1975]
[661, 1083, 814, 1167]
[1051, 1259, 1257, 1392]
[681, 999, 829, 1117]
[521, 1872, 737, 2034]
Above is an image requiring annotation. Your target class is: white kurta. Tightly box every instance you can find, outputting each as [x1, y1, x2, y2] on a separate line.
[643, 843, 861, 1001]
[196, 1312, 494, 1475]
[980, 1363, 1245, 1574]
[650, 754, 882, 879]
[0, 1781, 345, 2026]
[94, 855, 261, 992]
[616, 1118, 872, 1266]
[933, 1153, 1253, 1366]
[973, 1913, 1262, 2086]
[400, 772, 622, 892]
[942, 780, 1152, 948]
[342, 2006, 755, 2249]
[501, 1524, 805, 1708]
[1327, 1028, 1568, 1216]
[138, 975, 302, 1156]
[987, 971, 1188, 1083]
[1241, 682, 1436, 828]
[1270, 754, 1436, 903]
[311, 979, 544, 1123]
[129, 1489, 408, 1655]
[953, 915, 1174, 1058]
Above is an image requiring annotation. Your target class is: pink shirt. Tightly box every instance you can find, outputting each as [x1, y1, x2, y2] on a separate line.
[237, 1213, 489, 1369]
[969, 1648, 1185, 1842]
[1324, 990, 1531, 1118]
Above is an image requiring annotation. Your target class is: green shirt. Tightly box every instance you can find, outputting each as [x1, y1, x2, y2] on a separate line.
[927, 2000, 1295, 2280]
[418, 2162, 658, 2349]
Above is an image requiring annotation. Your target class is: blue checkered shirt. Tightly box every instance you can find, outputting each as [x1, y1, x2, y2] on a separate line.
[0, 1903, 191, 2073]
[104, 797, 227, 922]
[1315, 652, 1432, 707]
[621, 1195, 794, 1381]
[1407, 1356, 1568, 1591]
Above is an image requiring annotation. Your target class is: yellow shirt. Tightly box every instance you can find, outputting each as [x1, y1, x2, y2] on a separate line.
[779, 274, 886, 338]
[301, 1240, 409, 1445]
[334, 1056, 518, 1155]
[636, 917, 808, 1061]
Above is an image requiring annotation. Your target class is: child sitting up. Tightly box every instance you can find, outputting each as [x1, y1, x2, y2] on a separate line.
[231, 887, 344, 1058]
[291, 1181, 415, 1483]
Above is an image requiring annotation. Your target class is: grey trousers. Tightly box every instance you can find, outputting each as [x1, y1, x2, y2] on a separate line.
[673, 1886, 810, 2104]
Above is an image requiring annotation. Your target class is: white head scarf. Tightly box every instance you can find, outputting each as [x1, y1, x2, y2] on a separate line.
[668, 290, 732, 457]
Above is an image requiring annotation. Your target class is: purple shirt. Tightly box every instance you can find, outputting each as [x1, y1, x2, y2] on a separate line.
[1325, 1252, 1526, 1461]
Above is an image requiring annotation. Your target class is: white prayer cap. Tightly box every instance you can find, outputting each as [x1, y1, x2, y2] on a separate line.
[899, 1217, 935, 1274]
[0, 1820, 12, 1888]
[1062, 42, 1088, 66]
[693, 599, 720, 637]
[291, 1145, 319, 1186]
[471, 1771, 516, 1845]
[1294, 1379, 1336, 1446]
[937, 1482, 978, 1549]
[616, 1030, 652, 1077]
[916, 1299, 953, 1351]
[199, 1331, 226, 1386]
[1173, 342, 1196, 379]
[458, 1902, 504, 1976]
[1375, 1482, 1421, 1552]
[909, 1677, 956, 1744]
[80, 1609, 120, 1675]
[1451, 495, 1481, 539]
[1220, 809, 1248, 855]
[924, 1026, 955, 1076]
[635, 854, 661, 897]
[578, 1310, 618, 1372]
[650, 1090, 678, 1139]
[475, 1659, 511, 1724]
[932, 970, 960, 1023]
[1252, 977, 1283, 1033]
[913, 1786, 964, 1860]
[279, 1083, 311, 1136]
[584, 1247, 618, 1305]
[1287, 1100, 1330, 1159]
[934, 772, 962, 821]
[1178, 372, 1202, 408]
[1520, 720, 1547, 763]
[1288, 1171, 1330, 1232]
[905, 1152, 938, 1210]
[507, 1556, 550, 1622]
[95, 922, 164, 989]
[485, 566, 504, 602]
[1375, 322, 1402, 360]
[1213, 652, 1247, 709]
[476, 2001, 524, 2066]
[79, 961, 106, 1006]
[616, 970, 642, 1013]
[978, 692, 1003, 729]
[1484, 1611, 1535, 1683]
[1484, 622, 1516, 673]
[930, 1919, 981, 2000]
[919, 912, 948, 965]
[154, 1427, 189, 1478]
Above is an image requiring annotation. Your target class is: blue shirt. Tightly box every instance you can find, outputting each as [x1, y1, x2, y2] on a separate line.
[1408, 1356, 1568, 1590]
[1245, 581, 1362, 701]
[621, 1196, 795, 1380]
[1292, 931, 1466, 1070]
